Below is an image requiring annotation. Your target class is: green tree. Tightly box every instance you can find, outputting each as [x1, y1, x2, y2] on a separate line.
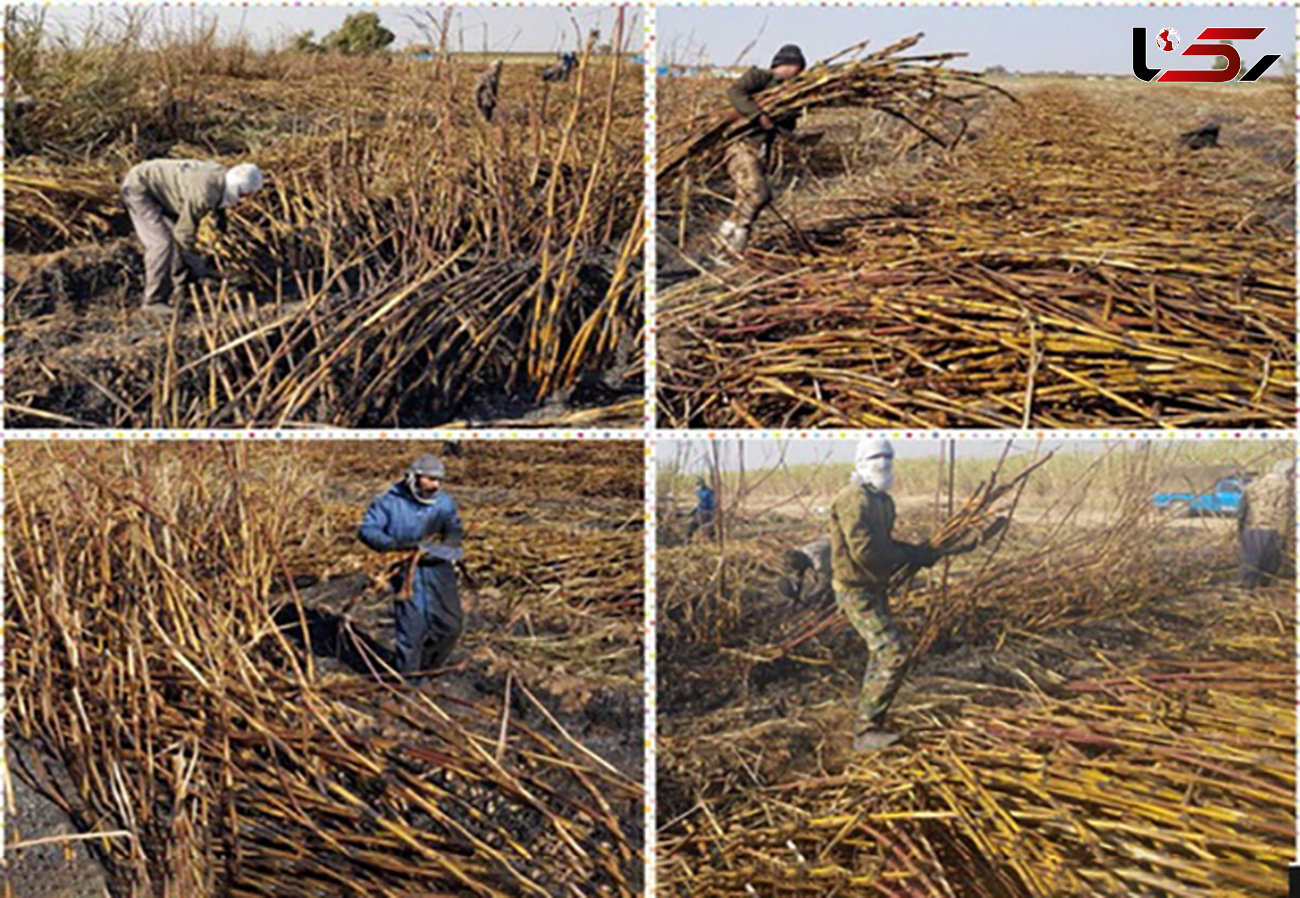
[290, 30, 323, 54]
[320, 12, 395, 56]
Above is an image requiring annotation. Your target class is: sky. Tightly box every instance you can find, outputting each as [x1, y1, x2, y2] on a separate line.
[30, 5, 642, 54]
[657, 5, 1295, 75]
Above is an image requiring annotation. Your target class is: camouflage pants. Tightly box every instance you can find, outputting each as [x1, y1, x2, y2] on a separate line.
[836, 585, 909, 732]
[724, 142, 771, 232]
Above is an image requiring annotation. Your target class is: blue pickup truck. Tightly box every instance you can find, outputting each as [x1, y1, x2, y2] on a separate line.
[1152, 475, 1246, 517]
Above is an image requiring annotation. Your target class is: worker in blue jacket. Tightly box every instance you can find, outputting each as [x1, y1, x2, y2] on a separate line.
[687, 477, 717, 541]
[359, 454, 464, 679]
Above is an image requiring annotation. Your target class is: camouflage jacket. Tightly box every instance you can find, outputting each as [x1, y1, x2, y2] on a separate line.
[828, 480, 925, 592]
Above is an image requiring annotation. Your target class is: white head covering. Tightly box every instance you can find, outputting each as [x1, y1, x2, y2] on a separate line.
[854, 438, 895, 492]
[223, 163, 265, 208]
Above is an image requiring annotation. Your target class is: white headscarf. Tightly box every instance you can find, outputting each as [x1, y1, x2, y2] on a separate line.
[854, 438, 895, 492]
[223, 163, 265, 208]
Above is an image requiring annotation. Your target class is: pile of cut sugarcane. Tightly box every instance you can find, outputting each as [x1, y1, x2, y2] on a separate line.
[657, 45, 1294, 428]
[6, 442, 644, 896]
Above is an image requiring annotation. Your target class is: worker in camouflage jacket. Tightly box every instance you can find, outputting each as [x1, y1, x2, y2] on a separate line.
[120, 159, 264, 313]
[830, 438, 1003, 751]
[717, 44, 807, 253]
[359, 454, 465, 680]
[1238, 458, 1295, 588]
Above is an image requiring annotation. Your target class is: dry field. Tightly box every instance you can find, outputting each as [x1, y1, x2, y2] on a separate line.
[6, 440, 644, 896]
[656, 443, 1293, 895]
[656, 51, 1294, 429]
[5, 11, 644, 428]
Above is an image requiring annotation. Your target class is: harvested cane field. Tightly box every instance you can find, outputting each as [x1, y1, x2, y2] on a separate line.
[5, 12, 644, 428]
[656, 37, 1295, 428]
[6, 440, 645, 896]
[656, 442, 1294, 896]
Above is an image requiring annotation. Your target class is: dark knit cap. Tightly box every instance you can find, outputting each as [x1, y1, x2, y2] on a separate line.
[771, 44, 807, 70]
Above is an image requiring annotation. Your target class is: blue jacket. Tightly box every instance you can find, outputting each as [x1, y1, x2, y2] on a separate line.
[359, 482, 463, 614]
[695, 484, 716, 513]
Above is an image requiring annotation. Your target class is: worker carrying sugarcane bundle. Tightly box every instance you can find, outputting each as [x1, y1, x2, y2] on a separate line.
[120, 159, 264, 315]
[831, 438, 1005, 751]
[717, 44, 807, 254]
[359, 453, 465, 682]
[476, 59, 504, 122]
[1238, 458, 1295, 588]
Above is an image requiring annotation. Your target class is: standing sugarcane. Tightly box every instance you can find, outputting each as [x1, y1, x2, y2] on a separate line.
[830, 438, 1005, 751]
[716, 44, 807, 254]
[358, 453, 465, 683]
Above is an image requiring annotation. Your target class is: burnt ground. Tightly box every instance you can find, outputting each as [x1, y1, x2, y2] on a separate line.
[4, 241, 641, 429]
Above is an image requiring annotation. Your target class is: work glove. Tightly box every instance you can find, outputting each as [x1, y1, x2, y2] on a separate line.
[419, 541, 464, 563]
[180, 252, 214, 283]
[909, 543, 942, 569]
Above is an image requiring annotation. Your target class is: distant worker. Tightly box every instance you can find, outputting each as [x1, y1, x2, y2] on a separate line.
[1238, 458, 1295, 588]
[778, 534, 834, 608]
[120, 159, 264, 314]
[717, 44, 807, 253]
[830, 438, 1004, 751]
[541, 52, 578, 83]
[476, 59, 503, 122]
[359, 454, 465, 681]
[686, 476, 717, 541]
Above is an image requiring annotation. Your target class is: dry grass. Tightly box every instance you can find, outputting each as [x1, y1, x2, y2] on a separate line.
[7, 440, 644, 896]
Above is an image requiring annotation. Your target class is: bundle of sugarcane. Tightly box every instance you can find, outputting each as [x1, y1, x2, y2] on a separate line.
[6, 442, 643, 896]
[658, 34, 996, 186]
[658, 81, 1294, 429]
